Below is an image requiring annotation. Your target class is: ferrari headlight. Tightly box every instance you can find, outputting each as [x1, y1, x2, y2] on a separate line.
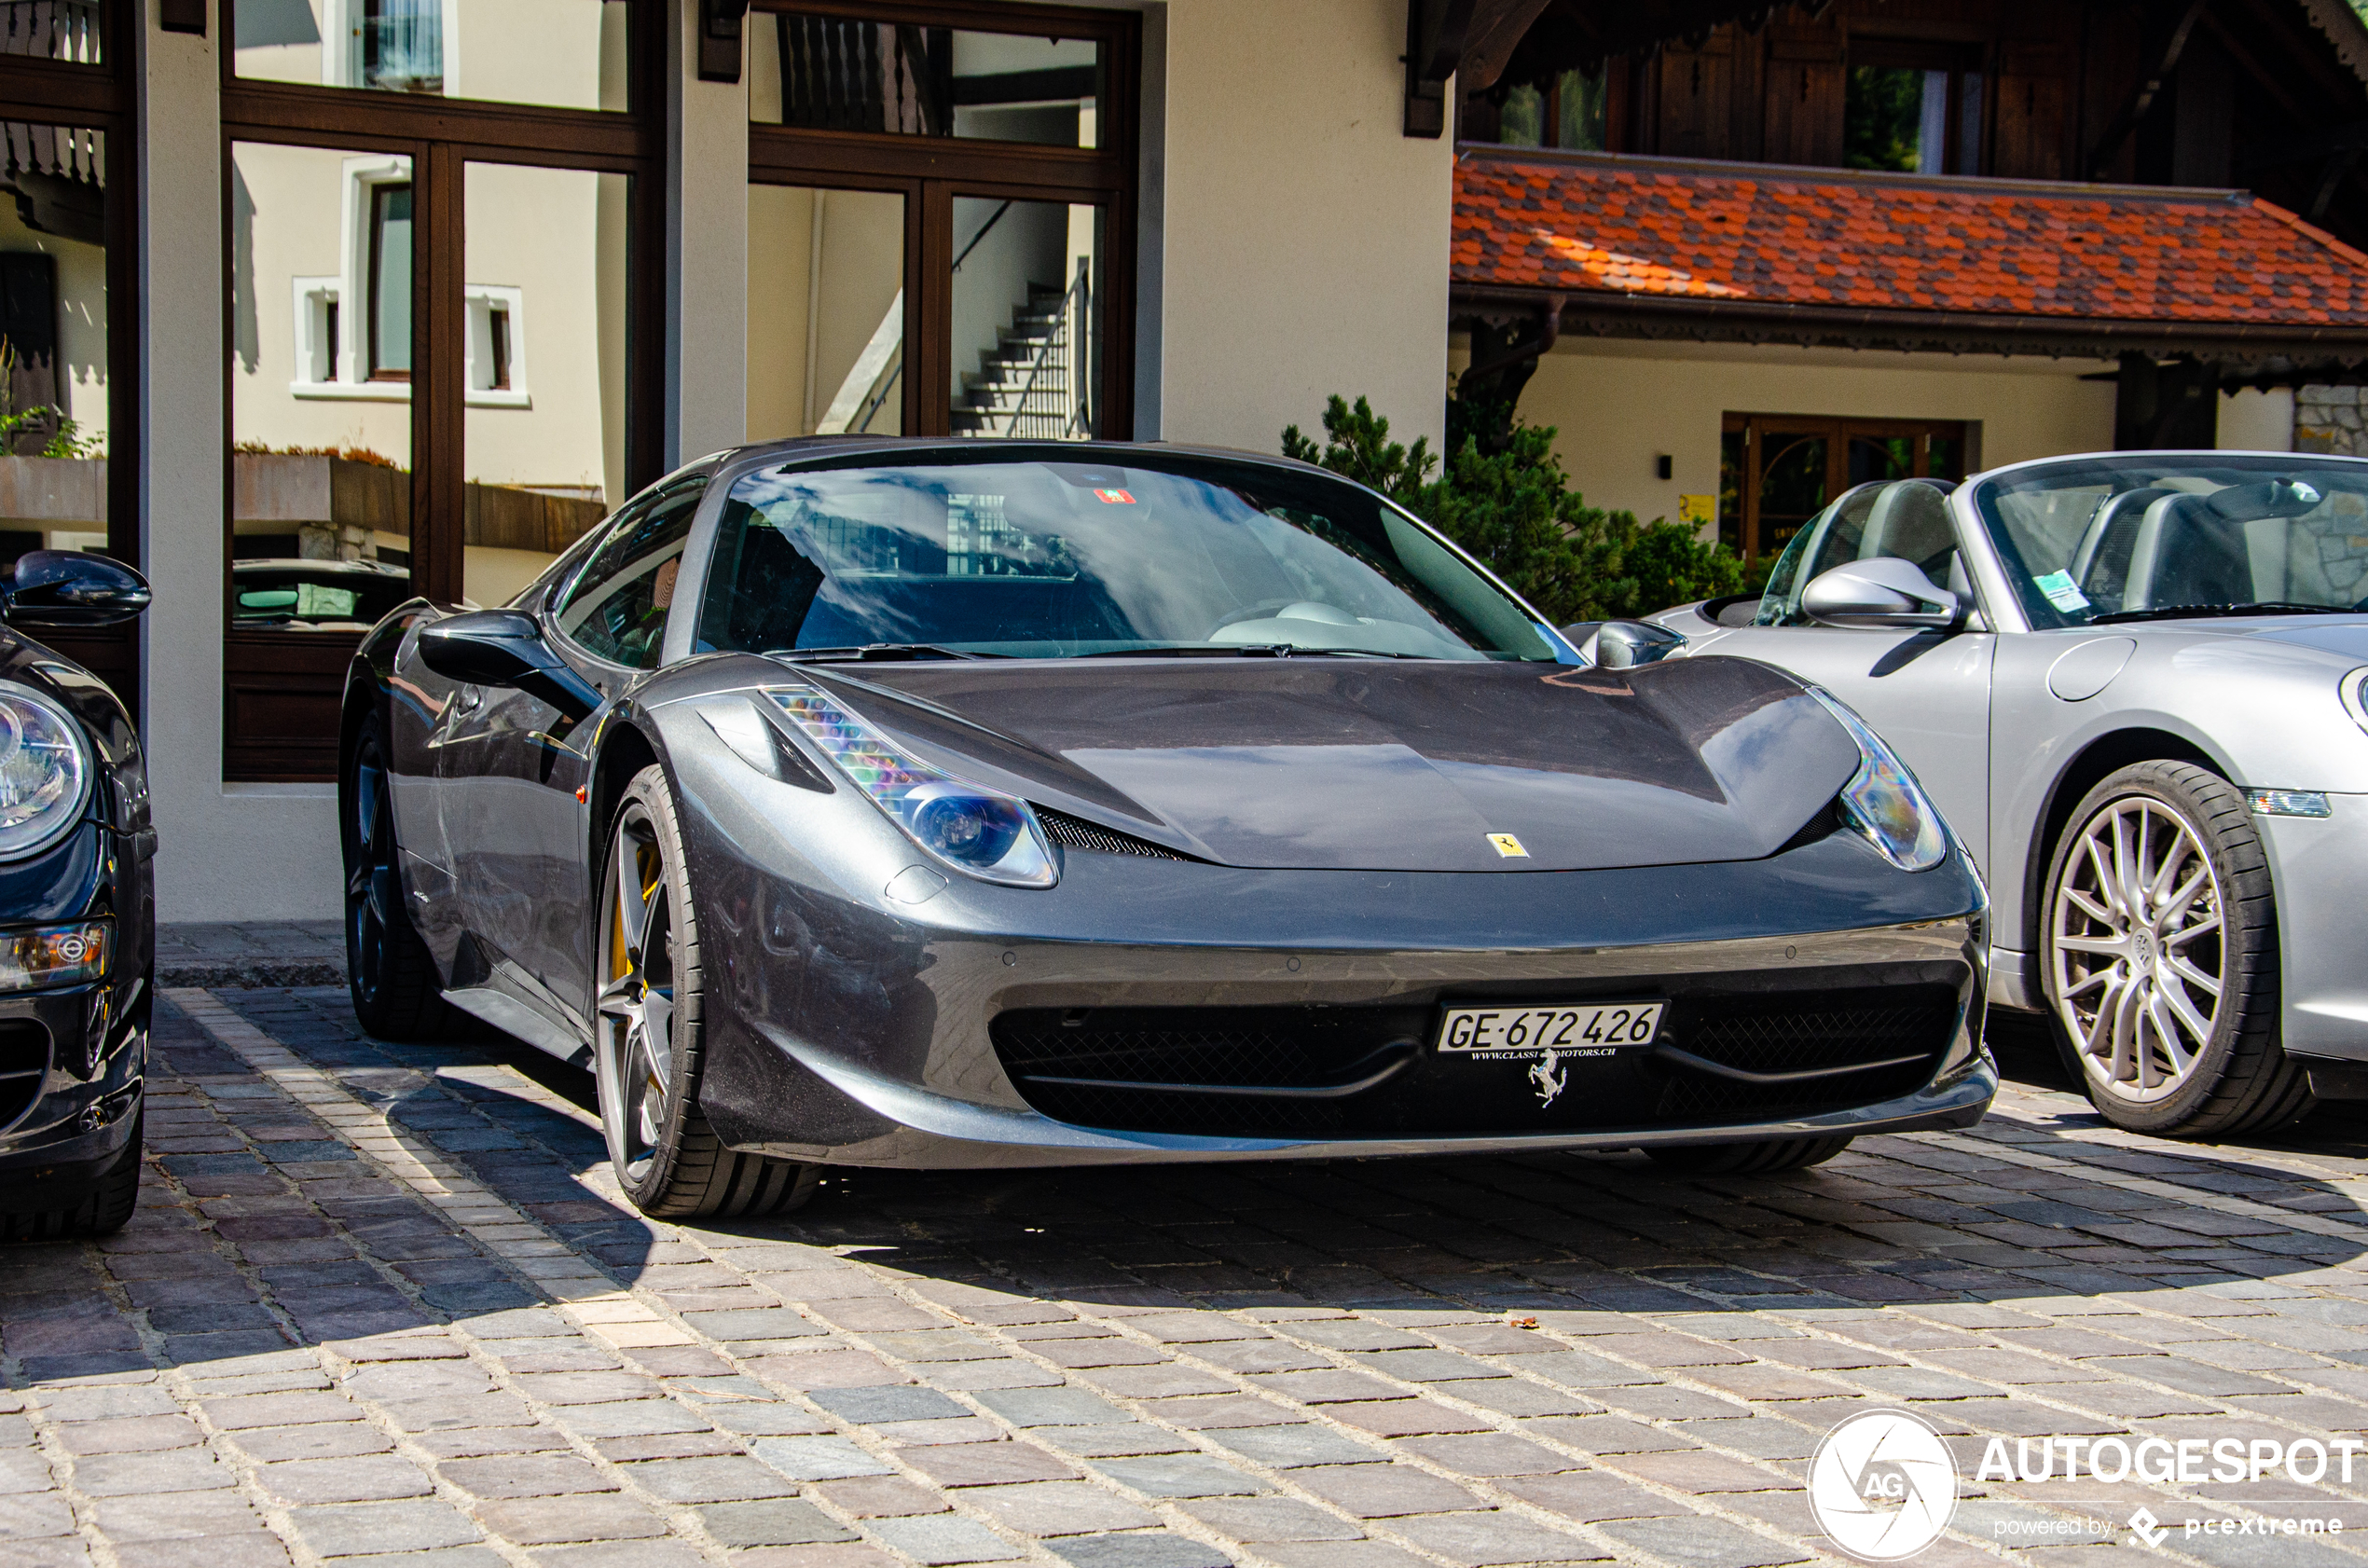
[1807, 688, 1948, 873]
[0, 920, 107, 991]
[766, 686, 1057, 888]
[0, 681, 90, 860]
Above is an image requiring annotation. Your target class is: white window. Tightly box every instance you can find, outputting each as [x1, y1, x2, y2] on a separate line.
[292, 154, 526, 406]
[465, 285, 529, 406]
[290, 277, 340, 389]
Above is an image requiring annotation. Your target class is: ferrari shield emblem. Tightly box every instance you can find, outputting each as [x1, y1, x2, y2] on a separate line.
[1488, 832, 1529, 859]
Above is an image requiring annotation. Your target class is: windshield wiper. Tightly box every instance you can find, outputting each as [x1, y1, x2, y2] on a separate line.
[772, 644, 1000, 663]
[2088, 602, 2353, 626]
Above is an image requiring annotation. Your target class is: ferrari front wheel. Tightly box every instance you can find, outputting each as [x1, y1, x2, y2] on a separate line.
[2043, 761, 2305, 1137]
[345, 717, 458, 1041]
[596, 765, 819, 1219]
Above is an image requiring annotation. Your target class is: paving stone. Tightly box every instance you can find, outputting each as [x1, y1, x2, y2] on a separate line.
[71, 1447, 239, 1494]
[960, 1479, 1161, 1534]
[1387, 1512, 1610, 1564]
[749, 1435, 895, 1480]
[973, 1386, 1129, 1427]
[627, 1454, 800, 1502]
[695, 1498, 858, 1547]
[899, 1442, 1080, 1486]
[1044, 1534, 1233, 1568]
[814, 1475, 952, 1516]
[1091, 1453, 1269, 1497]
[1592, 1515, 1812, 1568]
[255, 1454, 439, 1505]
[868, 1513, 1026, 1563]
[288, 1499, 485, 1556]
[436, 1454, 618, 1498]
[473, 1496, 672, 1545]
[1292, 1463, 1483, 1517]
[1205, 1424, 1388, 1468]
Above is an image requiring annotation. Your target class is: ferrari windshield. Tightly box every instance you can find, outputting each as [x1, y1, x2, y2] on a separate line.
[1972, 455, 2368, 628]
[694, 456, 1560, 660]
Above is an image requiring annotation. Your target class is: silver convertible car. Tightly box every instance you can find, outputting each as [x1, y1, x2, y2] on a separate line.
[1651, 451, 2368, 1138]
[341, 441, 1991, 1218]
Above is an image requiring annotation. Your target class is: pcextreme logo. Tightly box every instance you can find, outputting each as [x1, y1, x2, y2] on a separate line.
[1808, 1409, 1960, 1561]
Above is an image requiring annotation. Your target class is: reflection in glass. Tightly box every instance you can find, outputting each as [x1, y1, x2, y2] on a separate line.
[0, 120, 107, 574]
[368, 182, 411, 378]
[234, 0, 629, 113]
[949, 198, 1100, 440]
[1756, 431, 1829, 559]
[0, 2, 101, 63]
[747, 185, 905, 441]
[462, 162, 627, 610]
[228, 142, 413, 624]
[750, 16, 1103, 146]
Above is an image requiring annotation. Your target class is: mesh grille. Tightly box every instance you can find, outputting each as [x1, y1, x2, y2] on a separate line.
[991, 985, 1961, 1138]
[0, 1019, 52, 1130]
[1036, 806, 1193, 860]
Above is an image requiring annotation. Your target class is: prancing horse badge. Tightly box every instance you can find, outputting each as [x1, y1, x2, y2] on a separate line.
[1488, 832, 1529, 858]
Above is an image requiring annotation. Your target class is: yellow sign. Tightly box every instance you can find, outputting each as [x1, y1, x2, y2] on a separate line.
[1677, 493, 1716, 527]
[1487, 832, 1529, 859]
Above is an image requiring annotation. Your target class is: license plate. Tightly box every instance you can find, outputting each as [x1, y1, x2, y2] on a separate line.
[1435, 1002, 1665, 1061]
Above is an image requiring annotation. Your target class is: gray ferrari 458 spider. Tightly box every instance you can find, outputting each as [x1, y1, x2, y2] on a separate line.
[340, 439, 1993, 1219]
[1652, 450, 2368, 1140]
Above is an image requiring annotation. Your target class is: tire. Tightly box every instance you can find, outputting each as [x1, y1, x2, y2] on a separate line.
[1645, 1135, 1853, 1175]
[2042, 760, 2307, 1137]
[595, 765, 819, 1219]
[1, 1109, 143, 1242]
[345, 717, 460, 1041]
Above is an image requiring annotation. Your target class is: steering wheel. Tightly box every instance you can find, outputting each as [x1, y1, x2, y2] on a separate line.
[1205, 598, 1299, 635]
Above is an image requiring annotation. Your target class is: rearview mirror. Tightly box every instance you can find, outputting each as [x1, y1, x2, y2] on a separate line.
[1802, 557, 1963, 631]
[417, 610, 602, 723]
[4, 551, 151, 629]
[1564, 619, 1687, 668]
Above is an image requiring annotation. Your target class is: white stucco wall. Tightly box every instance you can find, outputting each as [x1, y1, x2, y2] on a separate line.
[145, 0, 346, 925]
[1148, 0, 1452, 454]
[1507, 339, 2123, 528]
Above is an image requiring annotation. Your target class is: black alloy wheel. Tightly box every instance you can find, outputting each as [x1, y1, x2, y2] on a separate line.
[596, 764, 819, 1219]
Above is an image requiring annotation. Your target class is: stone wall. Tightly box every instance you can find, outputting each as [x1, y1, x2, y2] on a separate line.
[2295, 386, 2368, 455]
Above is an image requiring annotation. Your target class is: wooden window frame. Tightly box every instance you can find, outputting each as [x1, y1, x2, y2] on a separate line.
[1721, 412, 1977, 567]
[0, 7, 139, 712]
[220, 0, 667, 781]
[747, 0, 1139, 440]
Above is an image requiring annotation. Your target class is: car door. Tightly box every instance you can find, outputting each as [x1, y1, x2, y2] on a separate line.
[436, 475, 709, 1043]
[1698, 480, 1999, 870]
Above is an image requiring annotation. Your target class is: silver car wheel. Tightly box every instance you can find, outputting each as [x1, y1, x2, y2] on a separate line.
[2049, 794, 2226, 1105]
[597, 803, 676, 1186]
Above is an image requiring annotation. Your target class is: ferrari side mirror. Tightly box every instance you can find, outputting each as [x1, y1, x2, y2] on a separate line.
[3, 551, 150, 629]
[1802, 557, 1964, 631]
[418, 610, 602, 722]
[1569, 619, 1687, 668]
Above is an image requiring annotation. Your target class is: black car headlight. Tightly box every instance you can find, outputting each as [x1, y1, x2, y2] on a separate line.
[1807, 687, 1948, 873]
[764, 684, 1058, 888]
[0, 680, 92, 861]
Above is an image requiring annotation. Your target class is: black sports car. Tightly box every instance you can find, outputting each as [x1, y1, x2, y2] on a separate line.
[0, 551, 155, 1240]
[341, 441, 1995, 1220]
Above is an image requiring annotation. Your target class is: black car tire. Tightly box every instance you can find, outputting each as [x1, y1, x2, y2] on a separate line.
[596, 765, 819, 1219]
[1645, 1135, 1853, 1175]
[345, 717, 459, 1041]
[2, 1110, 143, 1242]
[2042, 761, 2307, 1138]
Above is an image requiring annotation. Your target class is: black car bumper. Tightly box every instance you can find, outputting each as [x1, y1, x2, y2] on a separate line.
[0, 823, 154, 1216]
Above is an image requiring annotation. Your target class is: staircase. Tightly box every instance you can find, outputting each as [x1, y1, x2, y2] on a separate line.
[951, 264, 1091, 440]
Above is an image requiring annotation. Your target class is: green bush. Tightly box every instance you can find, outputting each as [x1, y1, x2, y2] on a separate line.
[1281, 394, 1746, 626]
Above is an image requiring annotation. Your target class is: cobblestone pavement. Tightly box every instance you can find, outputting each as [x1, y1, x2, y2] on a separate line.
[16, 994, 2368, 1567]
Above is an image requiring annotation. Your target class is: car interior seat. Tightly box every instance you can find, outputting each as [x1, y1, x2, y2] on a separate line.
[2067, 488, 2172, 612]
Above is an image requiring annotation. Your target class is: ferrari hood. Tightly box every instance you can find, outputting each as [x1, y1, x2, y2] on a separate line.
[798, 657, 1862, 873]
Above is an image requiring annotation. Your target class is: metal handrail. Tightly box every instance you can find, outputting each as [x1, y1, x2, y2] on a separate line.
[997, 259, 1092, 439]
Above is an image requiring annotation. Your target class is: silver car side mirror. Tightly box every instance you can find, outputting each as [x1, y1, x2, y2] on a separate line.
[1801, 557, 1964, 631]
[1574, 620, 1687, 667]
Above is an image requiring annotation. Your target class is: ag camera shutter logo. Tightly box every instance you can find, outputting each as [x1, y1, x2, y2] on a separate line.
[1810, 1409, 1960, 1561]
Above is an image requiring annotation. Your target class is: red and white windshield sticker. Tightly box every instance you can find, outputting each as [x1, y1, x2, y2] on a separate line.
[1094, 488, 1136, 504]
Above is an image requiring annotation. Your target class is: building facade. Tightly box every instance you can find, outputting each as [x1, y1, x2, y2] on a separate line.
[4, 0, 1452, 922]
[14, 0, 2368, 925]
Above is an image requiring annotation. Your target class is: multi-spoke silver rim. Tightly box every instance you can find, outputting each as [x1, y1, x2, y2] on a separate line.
[347, 742, 401, 1005]
[2049, 795, 2226, 1105]
[597, 805, 675, 1186]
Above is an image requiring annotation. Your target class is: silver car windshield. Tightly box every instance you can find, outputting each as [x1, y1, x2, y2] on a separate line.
[1970, 456, 2368, 628]
[695, 457, 1559, 660]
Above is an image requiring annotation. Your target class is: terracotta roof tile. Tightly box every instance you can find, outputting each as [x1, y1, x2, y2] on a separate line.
[1454, 153, 2368, 326]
